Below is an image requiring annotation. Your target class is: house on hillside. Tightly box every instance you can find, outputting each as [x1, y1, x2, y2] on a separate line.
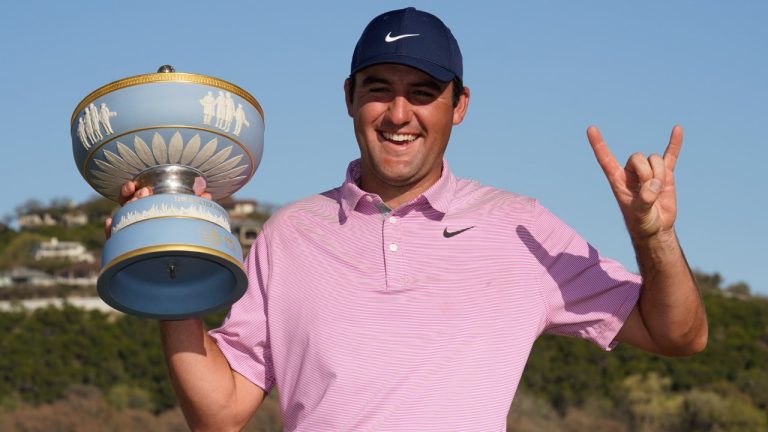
[231, 218, 263, 249]
[33, 238, 94, 263]
[17, 212, 58, 228]
[0, 267, 55, 287]
[219, 197, 261, 218]
[55, 261, 99, 286]
[60, 211, 89, 227]
[17, 211, 88, 228]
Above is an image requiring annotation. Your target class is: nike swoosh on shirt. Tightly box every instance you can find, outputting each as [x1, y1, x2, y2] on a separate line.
[385, 32, 420, 42]
[443, 226, 475, 238]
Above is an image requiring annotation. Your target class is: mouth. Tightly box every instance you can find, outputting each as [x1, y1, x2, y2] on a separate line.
[379, 131, 419, 146]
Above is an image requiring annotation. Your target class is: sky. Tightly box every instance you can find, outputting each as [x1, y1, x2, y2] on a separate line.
[1, 1, 766, 293]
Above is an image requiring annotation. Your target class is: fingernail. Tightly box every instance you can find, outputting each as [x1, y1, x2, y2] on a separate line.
[649, 179, 662, 192]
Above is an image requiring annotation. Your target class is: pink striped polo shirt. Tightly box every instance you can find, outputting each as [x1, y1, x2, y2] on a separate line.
[209, 159, 641, 431]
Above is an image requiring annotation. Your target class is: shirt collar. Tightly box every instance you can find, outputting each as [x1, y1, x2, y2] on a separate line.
[339, 159, 457, 218]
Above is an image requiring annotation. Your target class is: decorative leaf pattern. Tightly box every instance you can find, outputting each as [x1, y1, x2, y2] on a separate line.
[103, 150, 139, 175]
[117, 142, 146, 170]
[198, 146, 233, 172]
[206, 155, 243, 177]
[209, 165, 248, 182]
[206, 176, 247, 188]
[134, 136, 156, 166]
[89, 132, 250, 200]
[94, 159, 132, 180]
[179, 134, 200, 165]
[168, 132, 183, 164]
[151, 133, 168, 164]
[190, 138, 217, 167]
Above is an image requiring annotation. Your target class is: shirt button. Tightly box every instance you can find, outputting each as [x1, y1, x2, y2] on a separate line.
[365, 195, 373, 202]
[389, 243, 398, 252]
[389, 216, 397, 224]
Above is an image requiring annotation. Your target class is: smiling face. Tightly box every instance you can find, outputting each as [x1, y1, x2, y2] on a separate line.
[344, 63, 469, 208]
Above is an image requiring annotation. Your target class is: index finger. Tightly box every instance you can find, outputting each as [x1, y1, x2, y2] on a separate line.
[587, 125, 622, 179]
[663, 125, 683, 171]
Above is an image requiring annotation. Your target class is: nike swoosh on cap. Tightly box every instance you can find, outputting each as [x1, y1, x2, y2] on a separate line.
[385, 32, 420, 43]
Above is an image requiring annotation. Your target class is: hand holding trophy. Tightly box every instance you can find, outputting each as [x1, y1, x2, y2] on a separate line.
[71, 66, 264, 319]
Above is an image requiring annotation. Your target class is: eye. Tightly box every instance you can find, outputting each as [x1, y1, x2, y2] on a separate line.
[410, 89, 438, 103]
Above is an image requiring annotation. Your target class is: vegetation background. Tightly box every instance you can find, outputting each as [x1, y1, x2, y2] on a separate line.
[1, 198, 766, 431]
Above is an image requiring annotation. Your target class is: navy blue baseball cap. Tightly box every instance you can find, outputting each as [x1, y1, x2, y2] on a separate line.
[350, 7, 463, 83]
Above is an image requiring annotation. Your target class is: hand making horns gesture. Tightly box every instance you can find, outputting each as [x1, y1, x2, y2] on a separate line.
[587, 125, 683, 240]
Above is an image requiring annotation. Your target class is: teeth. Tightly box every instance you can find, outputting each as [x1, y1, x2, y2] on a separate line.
[382, 132, 417, 142]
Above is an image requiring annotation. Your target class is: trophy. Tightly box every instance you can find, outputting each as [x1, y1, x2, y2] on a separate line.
[71, 65, 264, 319]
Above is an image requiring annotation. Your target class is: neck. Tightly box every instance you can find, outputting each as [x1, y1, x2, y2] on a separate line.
[358, 166, 442, 209]
[359, 180, 424, 209]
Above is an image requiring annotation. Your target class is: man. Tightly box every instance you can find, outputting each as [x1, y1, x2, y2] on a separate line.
[119, 7, 707, 431]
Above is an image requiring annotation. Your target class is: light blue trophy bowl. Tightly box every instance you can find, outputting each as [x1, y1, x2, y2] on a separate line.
[71, 66, 263, 319]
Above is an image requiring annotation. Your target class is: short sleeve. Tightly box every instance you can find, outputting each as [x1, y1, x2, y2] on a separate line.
[208, 231, 275, 392]
[531, 201, 641, 350]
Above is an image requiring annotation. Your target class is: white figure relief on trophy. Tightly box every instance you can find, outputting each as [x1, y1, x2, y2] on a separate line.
[89, 104, 104, 141]
[202, 91, 250, 136]
[77, 117, 90, 149]
[99, 103, 117, 134]
[223, 92, 236, 132]
[199, 91, 216, 125]
[90, 132, 249, 201]
[84, 106, 96, 145]
[214, 91, 226, 129]
[233, 104, 250, 136]
[79, 102, 118, 150]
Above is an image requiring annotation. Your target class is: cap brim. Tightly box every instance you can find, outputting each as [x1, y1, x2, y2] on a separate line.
[351, 55, 456, 83]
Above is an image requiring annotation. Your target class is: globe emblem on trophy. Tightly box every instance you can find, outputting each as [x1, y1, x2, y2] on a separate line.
[71, 66, 264, 319]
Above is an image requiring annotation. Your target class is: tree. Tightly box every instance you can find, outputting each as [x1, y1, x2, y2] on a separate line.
[621, 373, 684, 432]
[0, 231, 46, 269]
[47, 197, 75, 216]
[682, 389, 767, 431]
[14, 199, 44, 217]
[695, 270, 723, 292]
[78, 195, 117, 221]
[106, 384, 155, 411]
[736, 368, 768, 410]
[726, 282, 751, 297]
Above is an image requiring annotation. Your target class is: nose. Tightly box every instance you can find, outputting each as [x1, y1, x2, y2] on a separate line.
[385, 95, 413, 126]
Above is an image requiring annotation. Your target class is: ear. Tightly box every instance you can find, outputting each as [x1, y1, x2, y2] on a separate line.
[344, 78, 353, 117]
[452, 86, 470, 125]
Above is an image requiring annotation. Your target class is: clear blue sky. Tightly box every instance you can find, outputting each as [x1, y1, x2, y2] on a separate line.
[1, 1, 766, 293]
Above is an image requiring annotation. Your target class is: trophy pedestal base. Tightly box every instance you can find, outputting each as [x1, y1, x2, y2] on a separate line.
[98, 250, 247, 319]
[99, 194, 247, 319]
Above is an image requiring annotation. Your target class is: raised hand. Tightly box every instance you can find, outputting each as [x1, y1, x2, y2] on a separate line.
[587, 125, 682, 240]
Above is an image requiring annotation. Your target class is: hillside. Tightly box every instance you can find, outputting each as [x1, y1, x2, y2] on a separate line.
[0, 274, 764, 431]
[0, 197, 765, 431]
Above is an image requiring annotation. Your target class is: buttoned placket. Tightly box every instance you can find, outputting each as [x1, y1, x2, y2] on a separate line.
[381, 207, 408, 291]
[352, 193, 408, 293]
